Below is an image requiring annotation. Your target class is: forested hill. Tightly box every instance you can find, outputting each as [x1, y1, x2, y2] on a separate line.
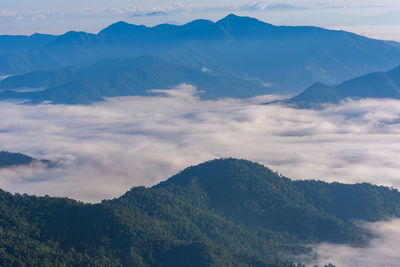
[1, 158, 400, 266]
[0, 151, 50, 168]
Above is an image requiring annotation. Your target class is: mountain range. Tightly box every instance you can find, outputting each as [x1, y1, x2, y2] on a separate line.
[1, 158, 399, 266]
[283, 65, 400, 108]
[1, 14, 400, 104]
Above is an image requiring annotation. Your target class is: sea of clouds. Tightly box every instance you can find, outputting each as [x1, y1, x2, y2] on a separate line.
[1, 84, 400, 202]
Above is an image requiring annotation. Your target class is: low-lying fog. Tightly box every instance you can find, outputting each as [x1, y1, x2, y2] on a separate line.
[1, 84, 400, 202]
[302, 219, 400, 267]
[0, 87, 46, 93]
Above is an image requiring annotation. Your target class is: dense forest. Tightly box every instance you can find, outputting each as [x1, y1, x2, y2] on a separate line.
[1, 158, 399, 266]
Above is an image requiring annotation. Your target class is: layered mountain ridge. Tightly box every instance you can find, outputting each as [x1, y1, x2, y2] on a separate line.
[284, 65, 400, 108]
[1, 14, 400, 104]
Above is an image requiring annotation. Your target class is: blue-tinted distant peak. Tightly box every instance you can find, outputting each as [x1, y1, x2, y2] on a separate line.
[219, 13, 241, 21]
[97, 15, 272, 38]
[217, 13, 271, 26]
[180, 19, 214, 34]
[98, 21, 146, 35]
[29, 33, 55, 38]
[50, 31, 96, 46]
[183, 19, 214, 27]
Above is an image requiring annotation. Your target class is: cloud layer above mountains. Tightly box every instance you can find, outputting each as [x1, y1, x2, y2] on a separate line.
[1, 84, 400, 203]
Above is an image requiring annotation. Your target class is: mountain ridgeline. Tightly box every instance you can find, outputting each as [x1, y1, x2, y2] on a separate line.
[1, 14, 400, 104]
[281, 64, 400, 108]
[1, 158, 399, 266]
[0, 34, 57, 56]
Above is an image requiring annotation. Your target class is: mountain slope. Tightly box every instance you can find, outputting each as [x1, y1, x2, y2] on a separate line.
[0, 56, 159, 90]
[0, 34, 56, 56]
[284, 64, 400, 108]
[1, 14, 400, 96]
[1, 158, 400, 266]
[0, 59, 270, 104]
[156, 159, 399, 241]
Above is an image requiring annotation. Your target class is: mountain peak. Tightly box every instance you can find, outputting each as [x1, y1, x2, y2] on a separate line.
[218, 14, 249, 23]
[50, 31, 97, 46]
[182, 19, 214, 28]
[216, 14, 273, 36]
[156, 158, 279, 189]
[217, 14, 270, 26]
[221, 13, 240, 20]
[285, 82, 340, 108]
[98, 21, 146, 36]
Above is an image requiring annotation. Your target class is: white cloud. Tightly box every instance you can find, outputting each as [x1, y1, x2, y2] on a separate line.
[201, 66, 212, 73]
[301, 219, 400, 266]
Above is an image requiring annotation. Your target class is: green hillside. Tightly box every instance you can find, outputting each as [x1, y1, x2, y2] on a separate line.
[1, 158, 399, 266]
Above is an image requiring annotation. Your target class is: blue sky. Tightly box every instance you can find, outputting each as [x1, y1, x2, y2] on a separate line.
[1, 0, 400, 41]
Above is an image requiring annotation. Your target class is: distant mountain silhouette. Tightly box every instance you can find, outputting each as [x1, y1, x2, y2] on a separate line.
[1, 14, 400, 99]
[284, 65, 400, 108]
